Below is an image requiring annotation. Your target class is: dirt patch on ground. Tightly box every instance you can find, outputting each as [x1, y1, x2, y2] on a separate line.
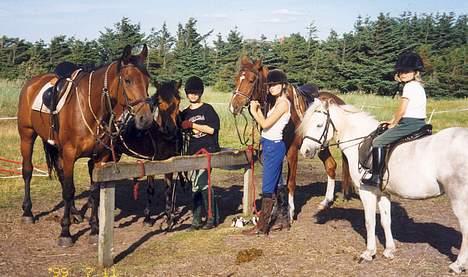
[0, 158, 464, 276]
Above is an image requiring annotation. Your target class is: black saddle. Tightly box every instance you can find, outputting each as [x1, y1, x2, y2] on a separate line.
[296, 84, 319, 108]
[42, 62, 80, 111]
[359, 124, 433, 170]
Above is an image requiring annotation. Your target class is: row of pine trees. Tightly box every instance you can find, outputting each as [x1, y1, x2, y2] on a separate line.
[0, 12, 466, 97]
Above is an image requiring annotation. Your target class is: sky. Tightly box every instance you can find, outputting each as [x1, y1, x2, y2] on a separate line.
[0, 0, 466, 43]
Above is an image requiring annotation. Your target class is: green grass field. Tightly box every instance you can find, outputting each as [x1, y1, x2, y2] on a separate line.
[1, 81, 467, 207]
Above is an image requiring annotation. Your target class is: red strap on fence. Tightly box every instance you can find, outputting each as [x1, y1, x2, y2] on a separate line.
[195, 148, 212, 219]
[0, 156, 48, 171]
[133, 181, 139, 201]
[0, 167, 22, 175]
[247, 145, 258, 216]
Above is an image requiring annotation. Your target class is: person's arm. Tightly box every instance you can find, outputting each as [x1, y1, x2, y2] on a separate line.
[387, 98, 408, 128]
[250, 100, 288, 129]
[192, 106, 220, 135]
[192, 123, 215, 135]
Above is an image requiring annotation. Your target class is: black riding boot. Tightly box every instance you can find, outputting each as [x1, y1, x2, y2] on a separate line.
[270, 186, 290, 231]
[202, 188, 219, 230]
[362, 147, 386, 187]
[187, 191, 203, 231]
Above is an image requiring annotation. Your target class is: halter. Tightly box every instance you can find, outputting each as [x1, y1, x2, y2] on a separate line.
[302, 109, 336, 150]
[233, 70, 260, 105]
[302, 106, 370, 150]
[76, 62, 151, 162]
[115, 64, 152, 117]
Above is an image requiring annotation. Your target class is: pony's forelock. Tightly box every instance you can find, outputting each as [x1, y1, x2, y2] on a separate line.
[297, 99, 324, 137]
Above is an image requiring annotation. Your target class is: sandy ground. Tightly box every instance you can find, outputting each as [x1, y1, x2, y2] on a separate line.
[0, 157, 465, 277]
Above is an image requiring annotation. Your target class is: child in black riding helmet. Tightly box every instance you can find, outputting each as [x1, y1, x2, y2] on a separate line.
[180, 76, 221, 230]
[362, 51, 427, 188]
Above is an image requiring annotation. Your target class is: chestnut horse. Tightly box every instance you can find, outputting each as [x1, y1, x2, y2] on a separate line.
[17, 45, 153, 247]
[118, 80, 183, 229]
[229, 56, 351, 221]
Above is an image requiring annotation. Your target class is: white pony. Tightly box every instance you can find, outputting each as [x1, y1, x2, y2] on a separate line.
[298, 98, 468, 273]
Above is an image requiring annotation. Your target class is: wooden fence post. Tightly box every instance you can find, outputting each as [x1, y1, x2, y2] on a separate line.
[243, 168, 254, 216]
[98, 182, 115, 267]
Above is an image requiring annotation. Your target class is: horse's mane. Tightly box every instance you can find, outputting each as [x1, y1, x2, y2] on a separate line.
[154, 80, 181, 102]
[297, 100, 378, 137]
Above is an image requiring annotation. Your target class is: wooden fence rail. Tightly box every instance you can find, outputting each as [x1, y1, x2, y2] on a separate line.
[92, 149, 256, 267]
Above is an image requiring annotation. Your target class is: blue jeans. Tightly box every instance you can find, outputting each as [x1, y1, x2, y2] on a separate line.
[261, 138, 286, 196]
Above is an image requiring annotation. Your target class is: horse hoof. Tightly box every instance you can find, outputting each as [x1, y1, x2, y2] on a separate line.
[317, 201, 332, 211]
[57, 237, 74, 248]
[383, 248, 396, 259]
[143, 220, 153, 227]
[358, 250, 375, 263]
[449, 261, 464, 274]
[88, 235, 98, 245]
[22, 216, 34, 224]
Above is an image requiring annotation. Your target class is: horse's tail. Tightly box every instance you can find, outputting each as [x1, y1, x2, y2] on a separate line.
[341, 152, 353, 199]
[42, 141, 59, 179]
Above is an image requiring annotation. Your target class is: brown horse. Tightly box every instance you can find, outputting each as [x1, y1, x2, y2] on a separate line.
[17, 45, 153, 247]
[118, 80, 183, 229]
[229, 56, 351, 223]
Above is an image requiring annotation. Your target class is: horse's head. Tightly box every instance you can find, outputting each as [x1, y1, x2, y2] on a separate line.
[299, 99, 335, 158]
[152, 80, 182, 137]
[229, 56, 267, 115]
[116, 45, 153, 130]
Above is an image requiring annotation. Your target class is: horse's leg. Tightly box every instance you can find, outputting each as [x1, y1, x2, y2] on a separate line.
[378, 194, 396, 259]
[358, 188, 378, 262]
[57, 149, 76, 247]
[286, 142, 299, 222]
[143, 176, 155, 226]
[163, 173, 175, 230]
[317, 148, 337, 210]
[449, 197, 468, 273]
[20, 128, 37, 223]
[52, 153, 83, 224]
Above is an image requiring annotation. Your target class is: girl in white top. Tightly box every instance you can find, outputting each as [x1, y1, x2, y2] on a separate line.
[363, 52, 427, 187]
[243, 69, 290, 235]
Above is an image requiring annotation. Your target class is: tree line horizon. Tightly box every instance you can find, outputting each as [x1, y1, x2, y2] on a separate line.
[0, 12, 466, 97]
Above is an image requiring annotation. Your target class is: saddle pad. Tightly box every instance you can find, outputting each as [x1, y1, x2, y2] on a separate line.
[32, 78, 73, 114]
[32, 82, 54, 113]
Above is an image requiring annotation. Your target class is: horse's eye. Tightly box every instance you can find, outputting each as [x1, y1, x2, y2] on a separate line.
[124, 79, 131, 85]
[317, 123, 324, 128]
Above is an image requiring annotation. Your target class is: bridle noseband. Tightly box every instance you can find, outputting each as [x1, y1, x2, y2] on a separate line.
[233, 70, 259, 106]
[303, 109, 336, 150]
[116, 64, 151, 117]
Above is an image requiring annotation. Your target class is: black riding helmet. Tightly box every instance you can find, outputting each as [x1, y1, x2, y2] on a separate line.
[395, 52, 425, 73]
[184, 76, 204, 95]
[266, 69, 288, 85]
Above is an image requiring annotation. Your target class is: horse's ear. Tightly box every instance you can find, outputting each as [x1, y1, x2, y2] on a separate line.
[325, 98, 336, 109]
[121, 45, 132, 64]
[240, 55, 251, 65]
[139, 44, 148, 64]
[176, 79, 182, 90]
[153, 80, 161, 91]
[254, 59, 263, 69]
